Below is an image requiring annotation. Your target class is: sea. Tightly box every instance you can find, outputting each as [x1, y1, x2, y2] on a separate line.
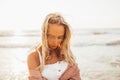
[0, 28, 120, 80]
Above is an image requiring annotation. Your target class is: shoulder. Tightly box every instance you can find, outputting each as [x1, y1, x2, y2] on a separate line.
[27, 49, 38, 61]
[27, 49, 40, 70]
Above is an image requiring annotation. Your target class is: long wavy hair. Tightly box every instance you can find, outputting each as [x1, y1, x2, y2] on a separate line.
[37, 13, 76, 72]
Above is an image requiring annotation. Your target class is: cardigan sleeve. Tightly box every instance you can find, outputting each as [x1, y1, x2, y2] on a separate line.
[70, 65, 81, 80]
[59, 64, 81, 80]
[28, 70, 45, 80]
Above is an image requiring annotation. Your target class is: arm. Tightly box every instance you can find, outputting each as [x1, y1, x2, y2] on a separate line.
[27, 50, 44, 80]
[69, 65, 81, 80]
[59, 64, 81, 80]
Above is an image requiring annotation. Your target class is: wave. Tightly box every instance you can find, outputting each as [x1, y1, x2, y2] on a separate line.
[72, 40, 120, 47]
[0, 44, 32, 48]
[0, 28, 120, 37]
[73, 28, 120, 35]
[106, 40, 120, 46]
[0, 40, 120, 48]
[0, 30, 41, 37]
[0, 28, 120, 48]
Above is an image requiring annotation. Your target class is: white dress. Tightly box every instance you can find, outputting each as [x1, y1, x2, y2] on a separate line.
[37, 50, 68, 80]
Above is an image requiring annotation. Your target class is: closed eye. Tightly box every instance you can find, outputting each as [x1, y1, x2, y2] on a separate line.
[58, 36, 64, 39]
[47, 34, 64, 40]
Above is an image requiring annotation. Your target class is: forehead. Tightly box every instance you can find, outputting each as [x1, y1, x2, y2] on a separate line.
[47, 24, 65, 35]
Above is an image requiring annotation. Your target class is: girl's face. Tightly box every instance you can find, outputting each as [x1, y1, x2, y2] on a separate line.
[47, 24, 65, 50]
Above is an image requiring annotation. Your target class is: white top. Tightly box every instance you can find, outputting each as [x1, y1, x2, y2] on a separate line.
[37, 50, 68, 80]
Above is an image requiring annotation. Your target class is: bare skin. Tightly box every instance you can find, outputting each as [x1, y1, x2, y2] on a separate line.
[27, 24, 65, 70]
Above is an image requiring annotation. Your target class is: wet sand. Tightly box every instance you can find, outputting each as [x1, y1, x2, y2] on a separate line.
[73, 45, 120, 80]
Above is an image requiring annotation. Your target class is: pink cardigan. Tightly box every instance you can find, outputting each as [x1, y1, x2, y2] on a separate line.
[28, 64, 81, 80]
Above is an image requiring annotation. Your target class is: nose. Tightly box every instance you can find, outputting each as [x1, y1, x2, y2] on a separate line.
[53, 38, 59, 46]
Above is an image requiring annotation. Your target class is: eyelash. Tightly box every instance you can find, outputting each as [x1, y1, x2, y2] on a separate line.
[47, 35, 64, 40]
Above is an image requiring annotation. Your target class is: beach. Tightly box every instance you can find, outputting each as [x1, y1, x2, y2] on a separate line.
[0, 28, 120, 80]
[73, 46, 120, 80]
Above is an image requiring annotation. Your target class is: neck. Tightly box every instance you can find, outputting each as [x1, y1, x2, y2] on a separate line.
[48, 49, 59, 58]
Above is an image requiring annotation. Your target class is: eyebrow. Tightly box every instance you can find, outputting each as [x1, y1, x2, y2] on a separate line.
[47, 34, 64, 37]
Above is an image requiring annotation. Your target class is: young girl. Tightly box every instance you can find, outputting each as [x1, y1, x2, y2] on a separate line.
[27, 13, 81, 80]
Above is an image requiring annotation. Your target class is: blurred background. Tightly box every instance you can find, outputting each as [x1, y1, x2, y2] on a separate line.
[0, 0, 120, 80]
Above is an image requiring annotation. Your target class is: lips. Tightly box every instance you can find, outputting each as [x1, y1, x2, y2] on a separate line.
[51, 46, 57, 48]
[50, 45, 57, 49]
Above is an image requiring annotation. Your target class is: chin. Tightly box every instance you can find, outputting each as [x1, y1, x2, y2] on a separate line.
[50, 46, 57, 50]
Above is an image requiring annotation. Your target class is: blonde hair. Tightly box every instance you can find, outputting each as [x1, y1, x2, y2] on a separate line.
[37, 13, 76, 72]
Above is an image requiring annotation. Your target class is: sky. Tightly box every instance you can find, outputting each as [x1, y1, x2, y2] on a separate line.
[0, 0, 120, 30]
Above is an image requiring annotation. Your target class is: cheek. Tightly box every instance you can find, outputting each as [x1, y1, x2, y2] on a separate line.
[47, 41, 51, 46]
[58, 41, 62, 44]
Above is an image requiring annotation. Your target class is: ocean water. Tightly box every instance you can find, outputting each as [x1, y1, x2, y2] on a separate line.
[0, 28, 120, 80]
